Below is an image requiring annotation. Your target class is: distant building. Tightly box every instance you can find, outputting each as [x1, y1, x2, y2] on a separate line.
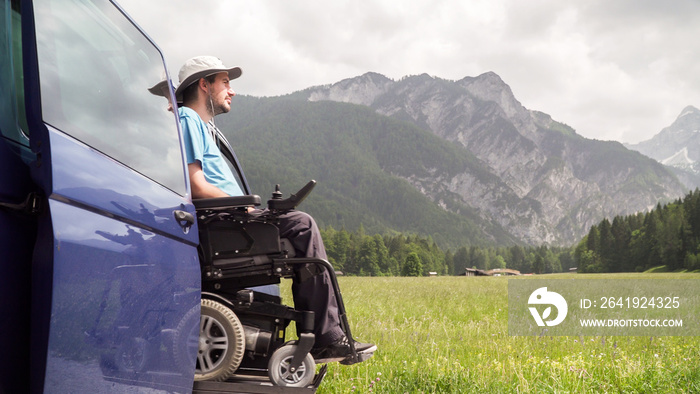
[486, 268, 521, 276]
[463, 268, 488, 276]
[463, 268, 521, 276]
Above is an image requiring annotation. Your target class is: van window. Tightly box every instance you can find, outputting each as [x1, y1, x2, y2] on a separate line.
[0, 0, 29, 149]
[33, 0, 186, 195]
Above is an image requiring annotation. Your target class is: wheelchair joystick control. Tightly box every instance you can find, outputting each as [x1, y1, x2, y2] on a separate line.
[267, 180, 316, 211]
[271, 184, 283, 200]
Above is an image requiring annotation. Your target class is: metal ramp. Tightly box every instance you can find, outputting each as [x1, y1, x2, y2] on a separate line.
[192, 364, 327, 393]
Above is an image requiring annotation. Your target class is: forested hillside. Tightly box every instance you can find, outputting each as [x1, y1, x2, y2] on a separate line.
[574, 189, 700, 273]
[320, 189, 700, 276]
[216, 96, 518, 248]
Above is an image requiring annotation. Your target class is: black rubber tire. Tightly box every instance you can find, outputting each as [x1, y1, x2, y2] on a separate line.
[195, 299, 246, 381]
[268, 344, 316, 388]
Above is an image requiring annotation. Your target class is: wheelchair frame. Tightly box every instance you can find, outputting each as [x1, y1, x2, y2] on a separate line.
[191, 182, 368, 388]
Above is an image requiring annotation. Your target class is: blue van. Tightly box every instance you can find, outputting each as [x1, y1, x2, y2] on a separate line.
[1, 0, 202, 392]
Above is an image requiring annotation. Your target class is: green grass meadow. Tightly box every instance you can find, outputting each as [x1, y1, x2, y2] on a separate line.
[283, 273, 700, 393]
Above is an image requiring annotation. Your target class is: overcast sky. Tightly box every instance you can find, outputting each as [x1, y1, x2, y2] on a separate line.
[117, 0, 700, 144]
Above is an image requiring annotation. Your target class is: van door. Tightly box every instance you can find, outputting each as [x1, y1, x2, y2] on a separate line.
[0, 1, 38, 393]
[19, 0, 200, 392]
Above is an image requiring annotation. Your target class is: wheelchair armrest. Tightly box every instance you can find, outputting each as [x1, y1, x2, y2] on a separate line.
[193, 195, 261, 210]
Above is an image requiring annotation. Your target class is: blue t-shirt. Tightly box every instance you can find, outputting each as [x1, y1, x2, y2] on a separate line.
[179, 106, 243, 196]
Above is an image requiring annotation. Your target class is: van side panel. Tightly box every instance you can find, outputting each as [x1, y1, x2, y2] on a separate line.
[10, 0, 204, 391]
[37, 109, 201, 393]
[44, 200, 200, 392]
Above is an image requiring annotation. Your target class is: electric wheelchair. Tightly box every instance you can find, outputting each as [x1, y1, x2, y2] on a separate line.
[190, 180, 372, 388]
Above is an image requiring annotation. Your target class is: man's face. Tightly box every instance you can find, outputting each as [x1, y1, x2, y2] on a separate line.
[207, 71, 235, 115]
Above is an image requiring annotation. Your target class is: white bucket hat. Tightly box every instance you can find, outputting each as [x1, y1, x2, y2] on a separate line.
[148, 74, 171, 98]
[175, 56, 242, 100]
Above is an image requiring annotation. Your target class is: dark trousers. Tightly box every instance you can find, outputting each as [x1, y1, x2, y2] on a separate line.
[275, 210, 344, 347]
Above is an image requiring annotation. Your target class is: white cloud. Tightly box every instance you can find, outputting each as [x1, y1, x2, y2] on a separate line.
[117, 0, 700, 144]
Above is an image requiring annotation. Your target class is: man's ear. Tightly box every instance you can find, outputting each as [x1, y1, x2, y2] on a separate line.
[198, 78, 209, 94]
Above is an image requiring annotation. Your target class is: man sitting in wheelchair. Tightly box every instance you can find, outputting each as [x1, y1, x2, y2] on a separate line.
[175, 56, 377, 371]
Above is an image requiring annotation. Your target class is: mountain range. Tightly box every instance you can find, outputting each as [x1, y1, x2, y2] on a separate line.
[217, 72, 687, 247]
[625, 106, 700, 190]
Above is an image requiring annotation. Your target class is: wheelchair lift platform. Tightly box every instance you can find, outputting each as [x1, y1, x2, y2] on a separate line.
[192, 364, 327, 393]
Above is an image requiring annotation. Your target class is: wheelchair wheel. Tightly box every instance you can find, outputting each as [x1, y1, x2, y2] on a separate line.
[172, 304, 200, 373]
[268, 344, 316, 388]
[195, 299, 245, 381]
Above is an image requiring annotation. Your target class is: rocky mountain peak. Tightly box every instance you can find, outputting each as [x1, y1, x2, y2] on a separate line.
[669, 105, 700, 133]
[300, 72, 686, 244]
[626, 105, 700, 189]
[308, 72, 392, 106]
[457, 72, 524, 119]
[679, 105, 700, 118]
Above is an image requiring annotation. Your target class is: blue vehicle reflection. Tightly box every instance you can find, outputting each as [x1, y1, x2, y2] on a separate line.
[0, 0, 201, 392]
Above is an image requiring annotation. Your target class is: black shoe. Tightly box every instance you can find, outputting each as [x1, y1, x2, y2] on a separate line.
[312, 335, 377, 363]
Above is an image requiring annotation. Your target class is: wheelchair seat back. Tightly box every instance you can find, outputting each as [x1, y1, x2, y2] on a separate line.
[199, 219, 281, 265]
[195, 203, 296, 293]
